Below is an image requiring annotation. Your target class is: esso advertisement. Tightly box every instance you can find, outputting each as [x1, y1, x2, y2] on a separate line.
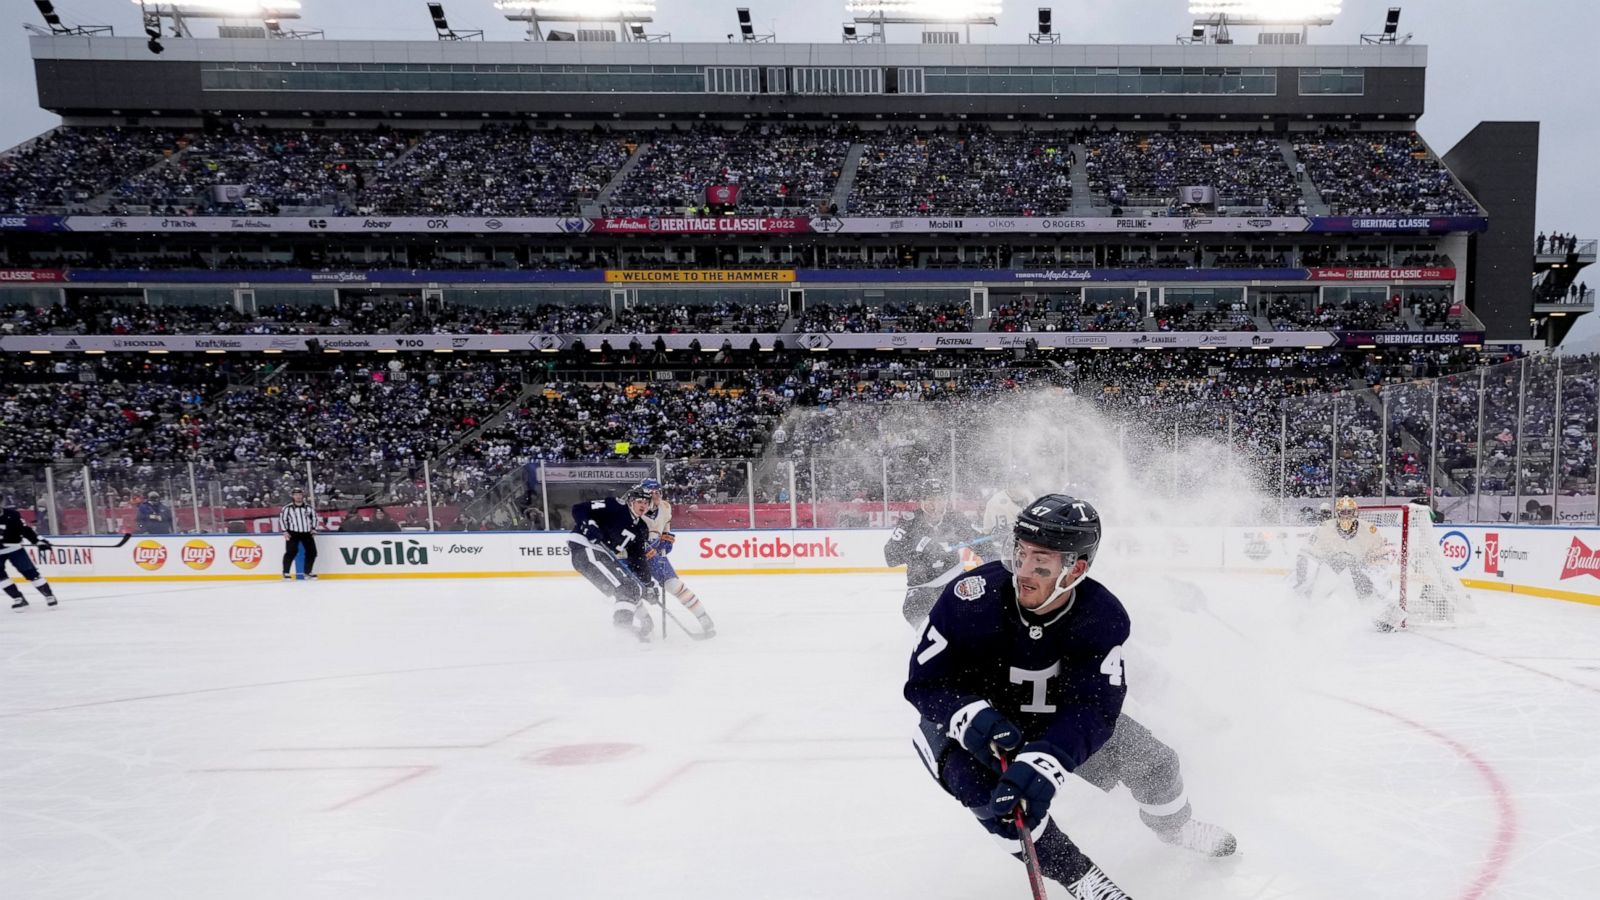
[132, 540, 168, 571]
[181, 540, 217, 570]
[1437, 531, 1473, 572]
[229, 539, 265, 570]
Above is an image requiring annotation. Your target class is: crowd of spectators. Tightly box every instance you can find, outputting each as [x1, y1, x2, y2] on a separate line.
[1152, 303, 1257, 332]
[108, 126, 412, 216]
[1292, 129, 1480, 217]
[1537, 232, 1585, 256]
[610, 303, 786, 335]
[608, 124, 850, 215]
[1083, 130, 1302, 214]
[3, 124, 1494, 220]
[1267, 296, 1403, 331]
[798, 302, 972, 333]
[848, 128, 1075, 216]
[356, 126, 632, 216]
[0, 127, 180, 214]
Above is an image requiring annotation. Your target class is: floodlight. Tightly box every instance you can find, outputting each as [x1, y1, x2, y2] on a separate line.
[1383, 6, 1400, 35]
[1189, 1, 1341, 24]
[737, 8, 753, 37]
[843, 23, 858, 38]
[494, 0, 655, 15]
[1192, 24, 1206, 38]
[1036, 7, 1050, 33]
[845, 1, 1004, 19]
[629, 21, 645, 38]
[129, 0, 304, 15]
[34, 0, 64, 29]
[428, 2, 449, 29]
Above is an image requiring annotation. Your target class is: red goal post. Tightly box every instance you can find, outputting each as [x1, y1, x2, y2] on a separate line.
[1357, 503, 1477, 628]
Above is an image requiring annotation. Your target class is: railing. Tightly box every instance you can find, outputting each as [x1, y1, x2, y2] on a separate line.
[7, 352, 1594, 533]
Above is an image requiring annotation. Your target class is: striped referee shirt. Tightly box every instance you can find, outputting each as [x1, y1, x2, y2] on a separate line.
[280, 502, 317, 534]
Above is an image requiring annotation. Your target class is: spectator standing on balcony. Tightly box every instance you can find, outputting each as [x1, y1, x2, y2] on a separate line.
[1537, 232, 1546, 254]
[280, 488, 320, 581]
[135, 491, 175, 535]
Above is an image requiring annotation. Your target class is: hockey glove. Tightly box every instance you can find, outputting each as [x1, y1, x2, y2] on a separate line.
[956, 706, 1023, 770]
[656, 532, 675, 555]
[35, 540, 52, 552]
[990, 746, 1071, 831]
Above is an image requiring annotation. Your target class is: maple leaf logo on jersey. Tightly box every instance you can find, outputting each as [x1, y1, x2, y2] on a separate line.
[1560, 537, 1600, 581]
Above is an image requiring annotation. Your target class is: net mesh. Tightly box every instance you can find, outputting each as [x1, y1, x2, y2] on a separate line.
[1358, 504, 1476, 627]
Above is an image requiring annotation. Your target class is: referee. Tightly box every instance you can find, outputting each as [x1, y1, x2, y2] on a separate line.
[280, 487, 319, 581]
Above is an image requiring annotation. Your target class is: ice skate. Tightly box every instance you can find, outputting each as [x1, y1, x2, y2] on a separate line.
[1156, 818, 1237, 857]
[1066, 864, 1133, 900]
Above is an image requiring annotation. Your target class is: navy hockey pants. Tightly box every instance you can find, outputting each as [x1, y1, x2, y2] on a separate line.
[0, 547, 42, 581]
[568, 539, 647, 606]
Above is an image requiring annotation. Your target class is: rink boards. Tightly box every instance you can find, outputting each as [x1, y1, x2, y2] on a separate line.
[13, 524, 1600, 606]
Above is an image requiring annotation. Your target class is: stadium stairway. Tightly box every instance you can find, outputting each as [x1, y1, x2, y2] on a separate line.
[595, 140, 652, 210]
[1348, 380, 1472, 499]
[1068, 143, 1096, 214]
[1280, 138, 1329, 216]
[832, 143, 867, 212]
[428, 379, 546, 470]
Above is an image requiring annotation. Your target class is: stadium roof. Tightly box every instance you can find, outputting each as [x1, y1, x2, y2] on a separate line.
[29, 34, 1427, 120]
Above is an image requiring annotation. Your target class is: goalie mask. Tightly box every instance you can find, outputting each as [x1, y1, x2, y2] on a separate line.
[1335, 496, 1359, 537]
[1005, 494, 1102, 612]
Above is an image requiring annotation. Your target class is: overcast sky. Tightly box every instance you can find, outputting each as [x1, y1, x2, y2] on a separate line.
[2, 0, 1594, 238]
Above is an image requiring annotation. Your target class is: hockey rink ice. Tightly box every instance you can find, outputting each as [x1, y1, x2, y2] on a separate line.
[3, 568, 1598, 900]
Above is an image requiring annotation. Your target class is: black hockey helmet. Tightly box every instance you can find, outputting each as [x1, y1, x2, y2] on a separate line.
[623, 485, 651, 504]
[1013, 494, 1101, 566]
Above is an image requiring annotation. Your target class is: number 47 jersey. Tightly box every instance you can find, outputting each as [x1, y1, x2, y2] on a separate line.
[905, 560, 1132, 773]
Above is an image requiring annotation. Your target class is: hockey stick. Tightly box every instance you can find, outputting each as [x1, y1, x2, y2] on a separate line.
[48, 533, 132, 549]
[643, 584, 715, 642]
[997, 755, 1050, 900]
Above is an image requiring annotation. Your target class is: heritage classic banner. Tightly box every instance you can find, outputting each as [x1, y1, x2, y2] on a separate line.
[0, 268, 66, 282]
[1307, 267, 1457, 281]
[1, 215, 1490, 235]
[0, 331, 1340, 353]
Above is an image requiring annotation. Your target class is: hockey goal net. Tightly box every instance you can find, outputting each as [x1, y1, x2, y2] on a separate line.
[1358, 503, 1477, 628]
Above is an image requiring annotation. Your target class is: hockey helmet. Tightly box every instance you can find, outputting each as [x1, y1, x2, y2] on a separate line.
[637, 478, 663, 494]
[1007, 494, 1101, 609]
[1334, 496, 1359, 535]
[1012, 494, 1101, 562]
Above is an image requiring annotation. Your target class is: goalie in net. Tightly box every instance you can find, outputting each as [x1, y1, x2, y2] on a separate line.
[1290, 497, 1474, 630]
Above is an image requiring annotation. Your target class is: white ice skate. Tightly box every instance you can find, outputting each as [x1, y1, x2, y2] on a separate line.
[1066, 865, 1133, 899]
[1156, 818, 1238, 857]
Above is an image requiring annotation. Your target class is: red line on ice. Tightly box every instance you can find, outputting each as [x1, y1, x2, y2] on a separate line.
[1340, 699, 1517, 900]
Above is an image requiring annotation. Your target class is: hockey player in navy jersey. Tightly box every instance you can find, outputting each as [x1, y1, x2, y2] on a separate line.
[905, 494, 1232, 900]
[1, 505, 59, 610]
[883, 477, 994, 625]
[636, 478, 716, 638]
[568, 487, 655, 641]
